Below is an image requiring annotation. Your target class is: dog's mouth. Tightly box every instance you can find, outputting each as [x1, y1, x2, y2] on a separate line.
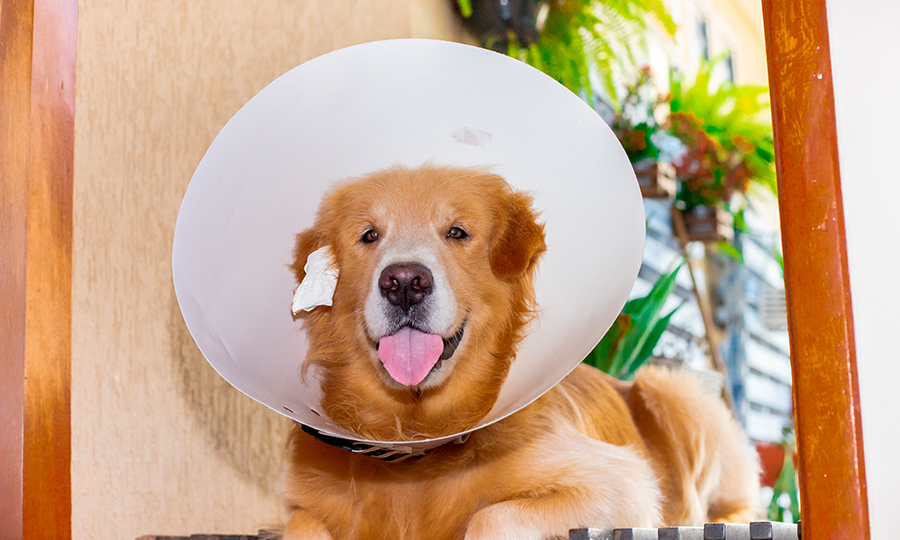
[375, 321, 466, 387]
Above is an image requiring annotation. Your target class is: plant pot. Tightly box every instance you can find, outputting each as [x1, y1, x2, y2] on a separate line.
[757, 442, 785, 488]
[633, 159, 675, 199]
[674, 205, 733, 244]
[757, 441, 799, 489]
[454, 0, 545, 52]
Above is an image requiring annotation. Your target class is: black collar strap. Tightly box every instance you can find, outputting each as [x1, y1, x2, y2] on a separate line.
[298, 423, 470, 463]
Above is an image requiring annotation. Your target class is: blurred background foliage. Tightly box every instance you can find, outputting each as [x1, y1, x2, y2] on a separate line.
[456, 0, 675, 105]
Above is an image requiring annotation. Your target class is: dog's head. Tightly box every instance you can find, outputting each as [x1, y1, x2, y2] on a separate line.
[291, 165, 546, 440]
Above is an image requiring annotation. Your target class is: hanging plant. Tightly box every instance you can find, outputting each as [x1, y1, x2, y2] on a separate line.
[454, 0, 546, 52]
[667, 110, 753, 210]
[662, 59, 775, 244]
[609, 67, 678, 198]
[611, 67, 662, 162]
[667, 59, 776, 211]
[455, 0, 676, 106]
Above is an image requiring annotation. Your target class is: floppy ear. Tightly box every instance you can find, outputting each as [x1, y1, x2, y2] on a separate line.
[290, 228, 329, 284]
[489, 191, 547, 280]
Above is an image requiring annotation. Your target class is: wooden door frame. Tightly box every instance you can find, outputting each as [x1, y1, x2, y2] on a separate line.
[0, 0, 76, 539]
[762, 0, 870, 538]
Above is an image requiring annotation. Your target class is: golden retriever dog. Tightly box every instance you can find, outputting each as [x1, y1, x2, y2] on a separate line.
[282, 165, 759, 540]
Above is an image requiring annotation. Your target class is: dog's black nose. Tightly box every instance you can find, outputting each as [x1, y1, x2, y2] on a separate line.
[379, 263, 433, 310]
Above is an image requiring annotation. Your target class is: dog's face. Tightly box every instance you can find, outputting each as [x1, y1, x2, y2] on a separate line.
[292, 165, 545, 440]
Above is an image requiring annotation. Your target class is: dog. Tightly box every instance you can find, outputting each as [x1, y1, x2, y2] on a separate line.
[281, 165, 759, 540]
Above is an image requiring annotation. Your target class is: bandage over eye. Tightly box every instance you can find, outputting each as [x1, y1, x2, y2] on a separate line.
[291, 246, 339, 314]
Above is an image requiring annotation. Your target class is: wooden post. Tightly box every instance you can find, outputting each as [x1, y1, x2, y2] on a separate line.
[0, 0, 77, 538]
[761, 1, 870, 538]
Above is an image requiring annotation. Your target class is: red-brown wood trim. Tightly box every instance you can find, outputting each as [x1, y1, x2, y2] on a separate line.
[0, 0, 76, 538]
[761, 1, 870, 539]
[0, 0, 35, 536]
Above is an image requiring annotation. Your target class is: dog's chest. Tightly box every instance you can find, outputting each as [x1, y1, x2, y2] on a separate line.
[309, 465, 488, 540]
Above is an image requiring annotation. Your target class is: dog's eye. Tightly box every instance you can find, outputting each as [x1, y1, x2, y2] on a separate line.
[361, 229, 379, 244]
[446, 227, 468, 240]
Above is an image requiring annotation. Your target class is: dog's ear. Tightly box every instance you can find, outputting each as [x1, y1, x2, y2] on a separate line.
[489, 191, 547, 280]
[290, 228, 329, 284]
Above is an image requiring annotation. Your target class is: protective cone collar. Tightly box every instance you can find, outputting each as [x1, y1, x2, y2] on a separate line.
[173, 39, 645, 452]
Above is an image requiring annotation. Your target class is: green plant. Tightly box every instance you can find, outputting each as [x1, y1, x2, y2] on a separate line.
[713, 241, 744, 264]
[667, 110, 741, 209]
[456, 0, 676, 106]
[767, 429, 801, 523]
[583, 263, 682, 380]
[667, 59, 776, 210]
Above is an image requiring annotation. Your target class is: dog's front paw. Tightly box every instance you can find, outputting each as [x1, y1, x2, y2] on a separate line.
[283, 509, 335, 540]
[464, 501, 561, 540]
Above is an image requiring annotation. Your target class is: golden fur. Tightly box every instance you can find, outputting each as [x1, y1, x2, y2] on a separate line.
[282, 165, 759, 540]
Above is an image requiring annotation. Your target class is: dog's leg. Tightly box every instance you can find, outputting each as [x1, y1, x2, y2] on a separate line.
[464, 435, 661, 540]
[463, 497, 585, 540]
[283, 509, 334, 540]
[464, 485, 657, 540]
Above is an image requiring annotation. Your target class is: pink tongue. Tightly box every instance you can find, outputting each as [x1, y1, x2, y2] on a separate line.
[378, 327, 444, 386]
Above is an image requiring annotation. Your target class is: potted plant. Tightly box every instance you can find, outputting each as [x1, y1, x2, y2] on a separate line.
[453, 0, 546, 53]
[762, 429, 801, 524]
[610, 67, 676, 199]
[666, 110, 738, 242]
[665, 60, 776, 243]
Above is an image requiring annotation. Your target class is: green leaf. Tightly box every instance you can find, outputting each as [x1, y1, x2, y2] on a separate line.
[605, 264, 682, 378]
[621, 305, 680, 380]
[714, 241, 744, 264]
[773, 244, 785, 276]
[733, 208, 748, 232]
[507, 31, 522, 58]
[767, 442, 801, 523]
[457, 0, 473, 18]
[621, 295, 648, 316]
[584, 315, 630, 372]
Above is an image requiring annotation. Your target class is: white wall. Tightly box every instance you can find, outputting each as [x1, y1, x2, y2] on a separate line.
[827, 0, 900, 535]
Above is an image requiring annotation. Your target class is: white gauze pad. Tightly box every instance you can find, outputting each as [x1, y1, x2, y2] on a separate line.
[291, 245, 339, 314]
